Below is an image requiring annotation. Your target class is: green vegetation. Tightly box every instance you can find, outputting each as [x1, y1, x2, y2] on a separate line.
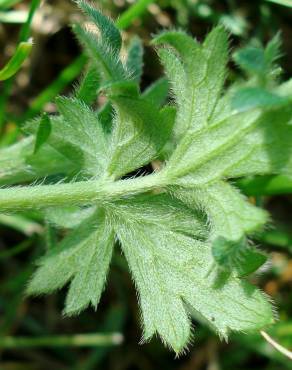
[0, 0, 292, 368]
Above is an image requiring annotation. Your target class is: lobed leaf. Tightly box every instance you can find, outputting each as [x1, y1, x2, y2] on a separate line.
[27, 210, 114, 315]
[154, 26, 228, 139]
[173, 181, 268, 275]
[174, 181, 268, 241]
[233, 34, 282, 86]
[6, 10, 291, 354]
[166, 109, 261, 182]
[111, 195, 274, 353]
[225, 105, 292, 178]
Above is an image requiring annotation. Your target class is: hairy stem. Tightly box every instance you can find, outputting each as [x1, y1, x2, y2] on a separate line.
[0, 172, 168, 212]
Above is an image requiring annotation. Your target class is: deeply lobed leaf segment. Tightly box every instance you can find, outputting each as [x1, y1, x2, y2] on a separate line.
[1, 0, 292, 353]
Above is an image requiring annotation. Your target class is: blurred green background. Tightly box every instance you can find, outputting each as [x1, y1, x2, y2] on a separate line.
[0, 0, 292, 369]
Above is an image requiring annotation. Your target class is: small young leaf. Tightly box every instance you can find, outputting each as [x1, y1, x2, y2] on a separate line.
[74, 64, 100, 105]
[73, 24, 124, 81]
[126, 36, 144, 83]
[33, 113, 52, 154]
[212, 237, 267, 276]
[233, 34, 282, 85]
[78, 0, 122, 53]
[107, 97, 174, 178]
[234, 46, 266, 76]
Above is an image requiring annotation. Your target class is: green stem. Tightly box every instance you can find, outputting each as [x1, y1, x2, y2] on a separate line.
[0, 332, 123, 348]
[116, 0, 154, 29]
[19, 0, 40, 42]
[0, 173, 167, 212]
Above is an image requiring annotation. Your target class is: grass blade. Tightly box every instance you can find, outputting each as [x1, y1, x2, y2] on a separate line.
[0, 40, 32, 81]
[0, 0, 22, 9]
[116, 0, 154, 29]
[0, 333, 123, 348]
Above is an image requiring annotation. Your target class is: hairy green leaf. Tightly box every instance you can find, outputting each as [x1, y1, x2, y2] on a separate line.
[55, 97, 108, 175]
[27, 211, 114, 315]
[111, 195, 273, 353]
[73, 23, 125, 81]
[78, 0, 122, 53]
[212, 236, 267, 276]
[166, 109, 262, 181]
[174, 181, 268, 241]
[173, 181, 268, 275]
[154, 26, 228, 139]
[0, 137, 76, 186]
[126, 36, 144, 83]
[233, 34, 282, 86]
[74, 64, 101, 105]
[107, 97, 174, 178]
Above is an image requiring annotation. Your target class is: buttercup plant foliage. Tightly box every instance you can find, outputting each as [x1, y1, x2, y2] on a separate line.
[0, 0, 292, 353]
